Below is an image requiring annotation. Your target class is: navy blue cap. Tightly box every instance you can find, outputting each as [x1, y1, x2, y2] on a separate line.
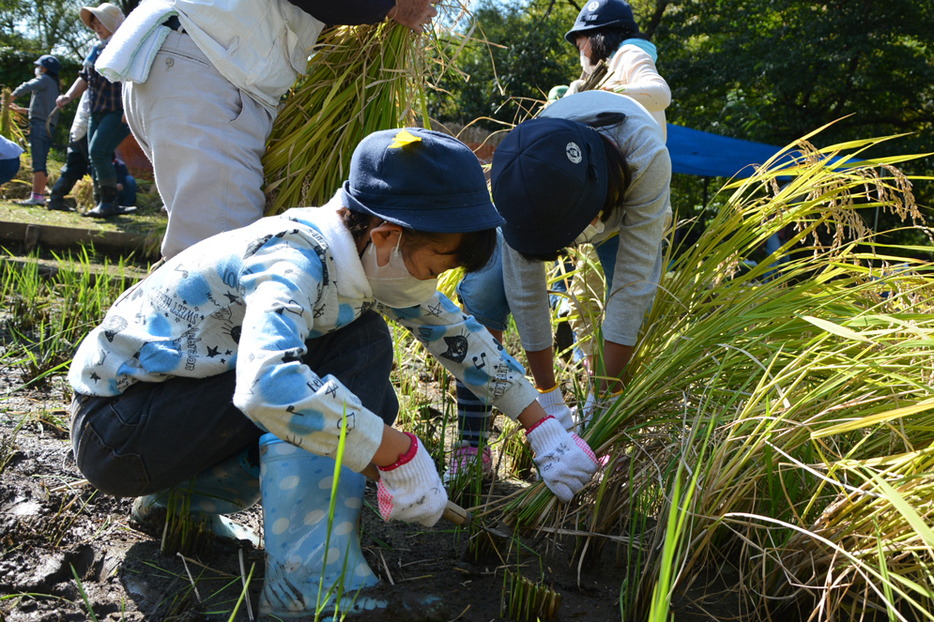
[34, 54, 60, 75]
[565, 0, 638, 45]
[491, 118, 607, 255]
[342, 128, 505, 233]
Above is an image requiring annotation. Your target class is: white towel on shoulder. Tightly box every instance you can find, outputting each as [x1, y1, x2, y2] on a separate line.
[96, 0, 175, 84]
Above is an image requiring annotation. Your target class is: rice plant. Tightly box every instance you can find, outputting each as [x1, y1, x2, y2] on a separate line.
[0, 247, 137, 389]
[498, 129, 934, 621]
[262, 22, 427, 214]
[500, 567, 562, 621]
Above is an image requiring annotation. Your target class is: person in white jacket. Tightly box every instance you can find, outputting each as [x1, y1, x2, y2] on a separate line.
[46, 91, 91, 212]
[97, 0, 438, 259]
[564, 0, 670, 139]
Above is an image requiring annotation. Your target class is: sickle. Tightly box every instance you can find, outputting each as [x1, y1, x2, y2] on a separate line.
[361, 463, 511, 538]
[45, 108, 60, 138]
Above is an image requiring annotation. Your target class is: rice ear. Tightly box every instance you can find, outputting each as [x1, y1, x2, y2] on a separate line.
[263, 24, 425, 215]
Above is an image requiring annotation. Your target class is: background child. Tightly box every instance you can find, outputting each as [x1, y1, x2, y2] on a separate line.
[453, 93, 671, 468]
[68, 128, 597, 617]
[7, 54, 60, 206]
[565, 0, 670, 137]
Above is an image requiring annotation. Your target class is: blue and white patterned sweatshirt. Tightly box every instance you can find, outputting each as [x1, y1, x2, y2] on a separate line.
[68, 199, 539, 472]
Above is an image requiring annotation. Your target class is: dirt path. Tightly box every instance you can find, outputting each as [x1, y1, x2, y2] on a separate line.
[1, 379, 735, 622]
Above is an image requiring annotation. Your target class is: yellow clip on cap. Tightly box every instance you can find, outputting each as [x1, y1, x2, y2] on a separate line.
[388, 129, 422, 149]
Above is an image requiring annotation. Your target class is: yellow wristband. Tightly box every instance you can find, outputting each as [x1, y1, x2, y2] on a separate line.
[537, 383, 560, 394]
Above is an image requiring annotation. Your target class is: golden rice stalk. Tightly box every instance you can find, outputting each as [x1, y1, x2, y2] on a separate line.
[499, 131, 934, 621]
[263, 22, 427, 214]
[0, 87, 27, 143]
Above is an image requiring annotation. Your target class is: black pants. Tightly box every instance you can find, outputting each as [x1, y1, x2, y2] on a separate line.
[70, 311, 398, 497]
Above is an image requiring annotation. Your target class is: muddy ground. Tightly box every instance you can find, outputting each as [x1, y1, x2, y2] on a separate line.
[0, 373, 738, 622]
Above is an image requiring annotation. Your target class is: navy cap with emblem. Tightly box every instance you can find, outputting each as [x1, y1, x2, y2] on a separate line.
[490, 117, 607, 255]
[34, 54, 60, 75]
[565, 0, 639, 45]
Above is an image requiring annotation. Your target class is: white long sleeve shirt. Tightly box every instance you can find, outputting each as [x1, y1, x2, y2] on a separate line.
[69, 199, 538, 472]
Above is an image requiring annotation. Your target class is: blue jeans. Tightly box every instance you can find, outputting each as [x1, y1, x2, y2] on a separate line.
[70, 311, 398, 498]
[28, 117, 52, 173]
[88, 110, 130, 184]
[457, 232, 621, 332]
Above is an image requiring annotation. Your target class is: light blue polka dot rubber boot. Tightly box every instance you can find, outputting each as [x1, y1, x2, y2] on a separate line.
[131, 448, 261, 546]
[258, 433, 384, 618]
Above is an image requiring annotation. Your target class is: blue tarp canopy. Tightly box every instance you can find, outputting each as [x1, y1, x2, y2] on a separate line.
[667, 124, 793, 179]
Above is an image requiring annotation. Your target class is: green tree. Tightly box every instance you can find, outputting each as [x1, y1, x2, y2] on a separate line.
[0, 0, 91, 59]
[659, 0, 934, 145]
[656, 0, 934, 242]
[430, 0, 582, 130]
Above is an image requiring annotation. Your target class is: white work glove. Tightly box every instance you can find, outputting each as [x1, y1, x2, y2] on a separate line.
[526, 417, 598, 503]
[536, 385, 575, 432]
[377, 433, 447, 527]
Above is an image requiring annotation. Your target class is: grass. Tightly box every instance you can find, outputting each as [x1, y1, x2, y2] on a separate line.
[0, 413, 28, 474]
[0, 246, 139, 391]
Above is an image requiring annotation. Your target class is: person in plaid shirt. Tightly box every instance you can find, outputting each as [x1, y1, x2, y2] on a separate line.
[56, 3, 132, 218]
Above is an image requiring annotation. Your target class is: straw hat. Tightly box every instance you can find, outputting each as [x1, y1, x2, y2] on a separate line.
[80, 3, 125, 34]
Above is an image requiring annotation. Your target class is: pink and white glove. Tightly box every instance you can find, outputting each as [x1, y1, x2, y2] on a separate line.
[377, 433, 447, 527]
[537, 385, 575, 432]
[526, 416, 598, 503]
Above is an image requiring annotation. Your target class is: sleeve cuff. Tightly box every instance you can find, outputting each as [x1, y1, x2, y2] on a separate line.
[491, 378, 539, 421]
[377, 432, 418, 472]
[341, 409, 388, 473]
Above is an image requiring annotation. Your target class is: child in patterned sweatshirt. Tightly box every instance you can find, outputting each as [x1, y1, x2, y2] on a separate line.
[67, 128, 598, 618]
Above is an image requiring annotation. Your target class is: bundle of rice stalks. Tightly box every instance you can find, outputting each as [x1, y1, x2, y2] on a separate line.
[262, 22, 426, 214]
[501, 568, 562, 621]
[504, 128, 934, 621]
[0, 87, 27, 143]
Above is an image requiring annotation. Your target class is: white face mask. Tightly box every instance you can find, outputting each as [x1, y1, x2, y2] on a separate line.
[361, 235, 438, 308]
[580, 49, 595, 76]
[574, 219, 606, 245]
[35, 67, 43, 77]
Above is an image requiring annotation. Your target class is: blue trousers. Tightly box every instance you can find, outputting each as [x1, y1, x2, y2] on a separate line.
[457, 233, 621, 332]
[28, 117, 53, 174]
[51, 137, 89, 198]
[87, 110, 129, 185]
[70, 311, 398, 498]
[0, 157, 20, 186]
[118, 174, 137, 206]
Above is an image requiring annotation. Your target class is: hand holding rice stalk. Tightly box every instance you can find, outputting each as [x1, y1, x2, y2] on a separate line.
[263, 22, 428, 214]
